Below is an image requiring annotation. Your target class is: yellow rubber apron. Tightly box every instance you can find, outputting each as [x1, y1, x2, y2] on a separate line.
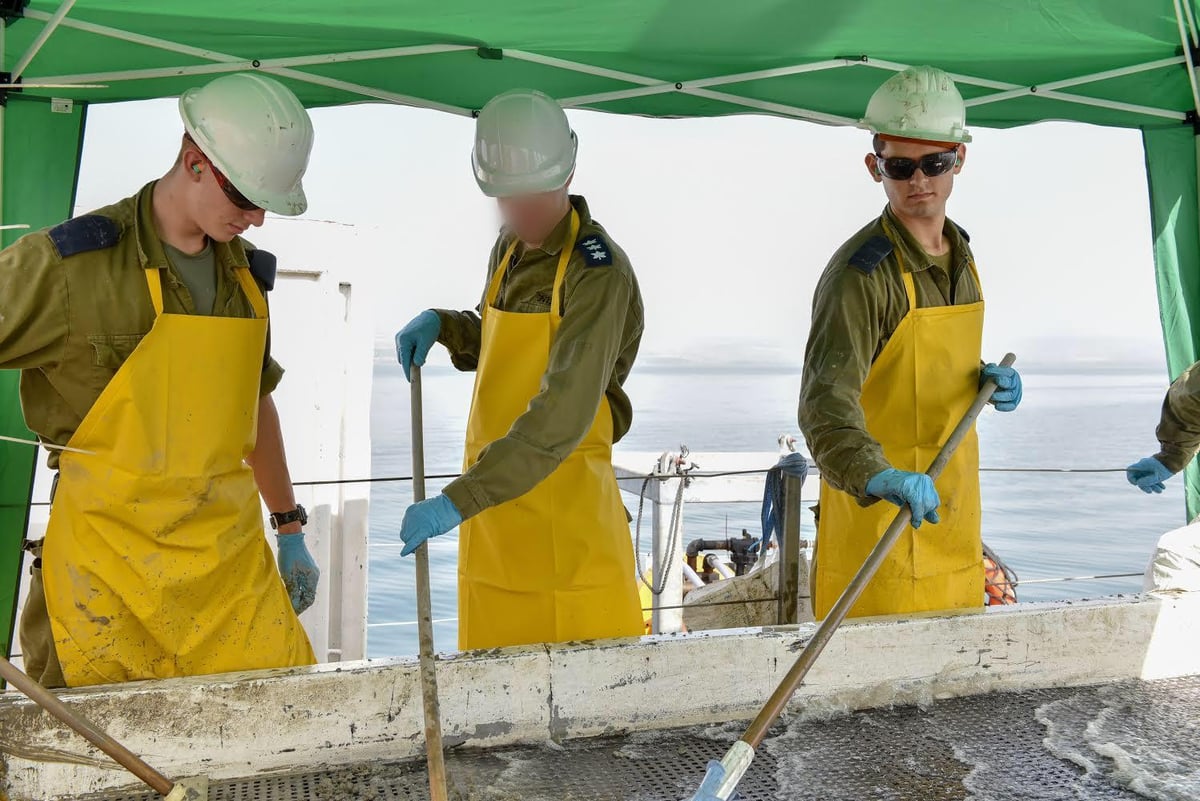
[42, 264, 314, 687]
[813, 255, 985, 620]
[458, 210, 643, 650]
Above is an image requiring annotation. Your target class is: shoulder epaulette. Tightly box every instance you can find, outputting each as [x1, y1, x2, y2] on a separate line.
[47, 215, 121, 259]
[847, 236, 894, 275]
[247, 248, 277, 291]
[576, 232, 614, 268]
[954, 223, 970, 243]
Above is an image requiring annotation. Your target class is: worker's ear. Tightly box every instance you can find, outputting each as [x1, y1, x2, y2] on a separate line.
[865, 153, 883, 183]
[953, 145, 966, 174]
[183, 149, 205, 182]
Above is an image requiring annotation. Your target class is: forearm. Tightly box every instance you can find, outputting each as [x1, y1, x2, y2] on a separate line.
[248, 394, 301, 534]
[1156, 362, 1200, 472]
[799, 382, 890, 500]
[434, 308, 483, 371]
[799, 268, 889, 500]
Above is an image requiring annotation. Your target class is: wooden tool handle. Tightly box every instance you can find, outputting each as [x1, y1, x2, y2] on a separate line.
[410, 366, 449, 801]
[0, 656, 173, 795]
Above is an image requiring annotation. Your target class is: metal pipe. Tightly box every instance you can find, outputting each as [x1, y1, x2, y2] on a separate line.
[740, 352, 1017, 752]
[1175, 0, 1200, 118]
[682, 563, 705, 591]
[11, 0, 77, 80]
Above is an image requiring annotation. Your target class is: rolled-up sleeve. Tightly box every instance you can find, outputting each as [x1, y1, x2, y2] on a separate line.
[443, 265, 632, 520]
[0, 234, 68, 370]
[798, 263, 892, 500]
[1155, 360, 1200, 473]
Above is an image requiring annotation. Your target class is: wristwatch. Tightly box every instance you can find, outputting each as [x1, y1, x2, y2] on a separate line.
[269, 504, 308, 530]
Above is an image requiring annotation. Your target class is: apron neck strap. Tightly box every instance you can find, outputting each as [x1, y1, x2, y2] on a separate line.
[233, 266, 269, 319]
[551, 210, 580, 318]
[893, 251, 984, 308]
[893, 250, 919, 309]
[142, 264, 269, 319]
[486, 209, 581, 316]
[144, 268, 166, 317]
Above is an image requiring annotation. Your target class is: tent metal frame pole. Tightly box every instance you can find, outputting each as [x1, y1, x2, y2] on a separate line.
[505, 50, 856, 124]
[864, 56, 1185, 121]
[1175, 0, 1200, 119]
[964, 56, 1185, 107]
[559, 58, 851, 109]
[0, 18, 5, 227]
[1184, 0, 1200, 50]
[28, 44, 473, 86]
[21, 10, 472, 115]
[13, 8, 1193, 125]
[11, 0, 76, 80]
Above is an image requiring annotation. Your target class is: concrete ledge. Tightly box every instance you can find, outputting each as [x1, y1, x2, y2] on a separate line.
[3, 592, 1198, 800]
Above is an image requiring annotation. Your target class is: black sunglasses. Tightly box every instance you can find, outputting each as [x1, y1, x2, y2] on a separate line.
[199, 151, 261, 212]
[874, 149, 959, 181]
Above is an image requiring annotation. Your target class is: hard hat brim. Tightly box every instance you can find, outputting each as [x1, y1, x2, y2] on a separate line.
[857, 119, 972, 145]
[249, 183, 308, 217]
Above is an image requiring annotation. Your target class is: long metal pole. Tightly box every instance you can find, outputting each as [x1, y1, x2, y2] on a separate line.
[744, 352, 1016, 746]
[0, 657, 174, 795]
[703, 353, 1016, 800]
[409, 366, 448, 801]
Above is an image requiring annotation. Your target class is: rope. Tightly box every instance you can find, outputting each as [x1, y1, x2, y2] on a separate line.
[0, 465, 1140, 510]
[760, 452, 809, 554]
[635, 450, 697, 596]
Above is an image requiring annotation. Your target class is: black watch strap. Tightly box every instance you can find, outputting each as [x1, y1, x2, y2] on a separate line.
[269, 504, 308, 530]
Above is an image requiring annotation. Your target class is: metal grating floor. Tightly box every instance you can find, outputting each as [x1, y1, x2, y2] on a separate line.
[84, 676, 1200, 801]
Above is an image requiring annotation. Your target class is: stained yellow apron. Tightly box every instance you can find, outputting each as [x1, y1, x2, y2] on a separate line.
[458, 210, 643, 650]
[42, 264, 314, 687]
[813, 255, 985, 620]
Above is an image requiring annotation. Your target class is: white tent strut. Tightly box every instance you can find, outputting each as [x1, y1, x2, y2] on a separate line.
[12, 8, 1195, 126]
[21, 8, 472, 116]
[11, 0, 76, 80]
[1176, 0, 1200, 119]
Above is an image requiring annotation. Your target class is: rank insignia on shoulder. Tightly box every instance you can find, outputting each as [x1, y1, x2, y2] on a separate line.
[48, 215, 121, 259]
[847, 236, 893, 275]
[577, 234, 614, 267]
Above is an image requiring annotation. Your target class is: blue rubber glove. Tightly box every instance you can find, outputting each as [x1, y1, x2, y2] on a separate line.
[394, 310, 441, 382]
[276, 533, 320, 614]
[687, 760, 727, 801]
[866, 468, 941, 528]
[981, 363, 1022, 412]
[1126, 456, 1174, 494]
[400, 494, 463, 557]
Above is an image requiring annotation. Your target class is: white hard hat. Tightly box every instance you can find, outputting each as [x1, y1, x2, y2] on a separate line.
[472, 89, 578, 198]
[179, 73, 314, 216]
[858, 66, 972, 145]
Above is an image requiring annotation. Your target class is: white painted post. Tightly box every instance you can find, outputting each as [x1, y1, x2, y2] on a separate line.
[650, 472, 685, 635]
[263, 259, 373, 663]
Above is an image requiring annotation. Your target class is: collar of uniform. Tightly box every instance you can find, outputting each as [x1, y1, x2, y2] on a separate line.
[133, 179, 250, 273]
[133, 181, 169, 270]
[881, 205, 969, 274]
[531, 194, 593, 256]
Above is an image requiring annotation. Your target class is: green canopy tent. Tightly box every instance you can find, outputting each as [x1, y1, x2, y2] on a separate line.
[2, 0, 1199, 657]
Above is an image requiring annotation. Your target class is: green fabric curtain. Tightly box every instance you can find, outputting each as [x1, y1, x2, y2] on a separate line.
[1144, 125, 1200, 521]
[0, 96, 86, 658]
[1, 1, 1199, 646]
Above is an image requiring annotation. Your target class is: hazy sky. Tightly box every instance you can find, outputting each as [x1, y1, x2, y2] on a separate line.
[74, 99, 1164, 369]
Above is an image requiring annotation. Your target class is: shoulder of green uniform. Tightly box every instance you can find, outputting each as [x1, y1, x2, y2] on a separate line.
[573, 219, 633, 276]
[36, 194, 138, 262]
[238, 239, 278, 291]
[827, 216, 894, 277]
